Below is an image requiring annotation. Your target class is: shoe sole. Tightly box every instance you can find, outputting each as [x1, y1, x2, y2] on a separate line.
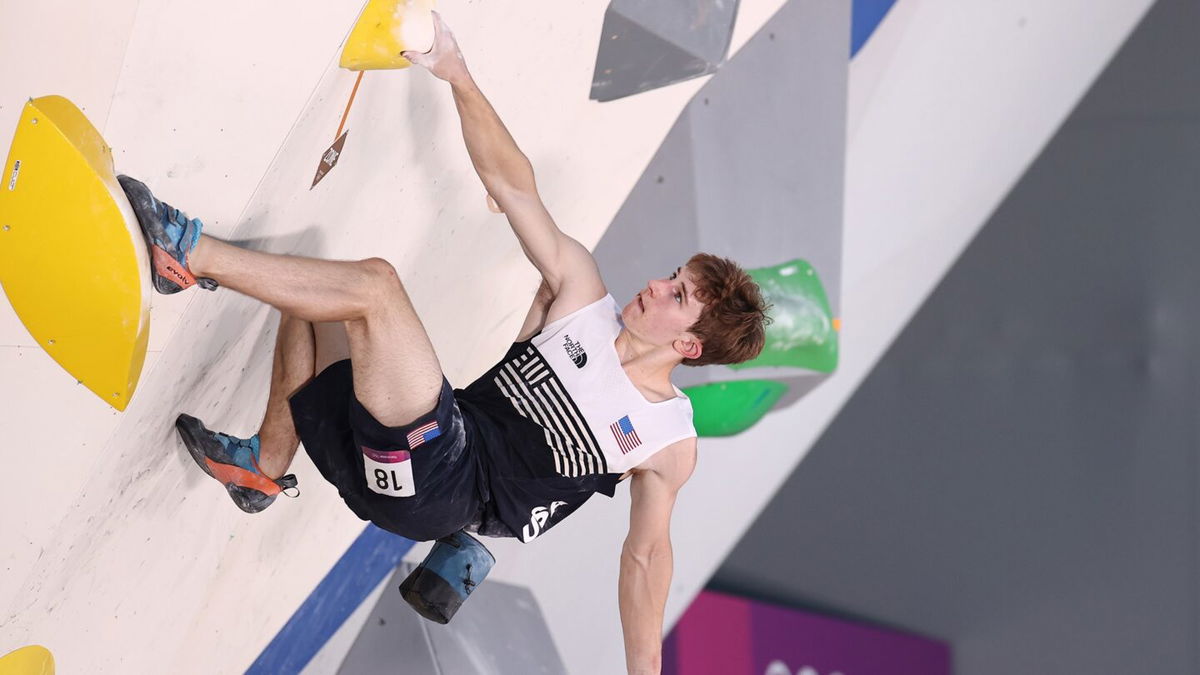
[175, 414, 278, 514]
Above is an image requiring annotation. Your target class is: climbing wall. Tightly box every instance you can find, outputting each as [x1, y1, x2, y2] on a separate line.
[0, 0, 1154, 673]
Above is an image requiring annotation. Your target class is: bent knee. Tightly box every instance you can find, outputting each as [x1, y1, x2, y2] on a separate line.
[353, 257, 419, 320]
[359, 257, 399, 282]
[357, 257, 406, 297]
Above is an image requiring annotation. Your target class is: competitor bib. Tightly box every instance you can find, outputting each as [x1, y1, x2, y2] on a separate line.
[362, 446, 416, 497]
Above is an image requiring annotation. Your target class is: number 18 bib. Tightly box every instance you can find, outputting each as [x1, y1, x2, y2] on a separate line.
[362, 446, 416, 497]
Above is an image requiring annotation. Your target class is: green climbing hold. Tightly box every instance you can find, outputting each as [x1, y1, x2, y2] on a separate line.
[684, 379, 789, 437]
[733, 259, 838, 373]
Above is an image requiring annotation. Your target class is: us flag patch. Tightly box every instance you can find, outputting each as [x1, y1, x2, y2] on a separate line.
[406, 420, 441, 449]
[610, 415, 642, 454]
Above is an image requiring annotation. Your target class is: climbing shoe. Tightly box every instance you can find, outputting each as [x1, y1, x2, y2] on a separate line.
[117, 175, 218, 294]
[175, 413, 297, 513]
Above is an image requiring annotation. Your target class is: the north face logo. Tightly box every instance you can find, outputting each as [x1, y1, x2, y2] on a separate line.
[563, 334, 588, 368]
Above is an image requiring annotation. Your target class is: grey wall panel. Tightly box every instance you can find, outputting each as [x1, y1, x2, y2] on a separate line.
[338, 566, 440, 675]
[424, 578, 568, 675]
[687, 0, 846, 295]
[714, 0, 1200, 673]
[338, 564, 567, 675]
[592, 111, 699, 306]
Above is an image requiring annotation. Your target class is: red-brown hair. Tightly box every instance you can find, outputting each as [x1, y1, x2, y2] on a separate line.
[683, 253, 770, 367]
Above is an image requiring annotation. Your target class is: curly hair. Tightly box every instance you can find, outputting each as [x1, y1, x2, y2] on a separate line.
[682, 253, 770, 367]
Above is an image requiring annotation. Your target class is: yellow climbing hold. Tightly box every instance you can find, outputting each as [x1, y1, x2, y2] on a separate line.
[0, 96, 151, 411]
[0, 645, 55, 675]
[340, 0, 437, 71]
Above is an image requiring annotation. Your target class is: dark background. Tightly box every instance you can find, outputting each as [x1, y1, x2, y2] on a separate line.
[714, 0, 1200, 672]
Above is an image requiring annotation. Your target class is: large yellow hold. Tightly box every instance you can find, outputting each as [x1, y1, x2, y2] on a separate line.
[0, 96, 150, 411]
[0, 645, 54, 675]
[340, 0, 436, 70]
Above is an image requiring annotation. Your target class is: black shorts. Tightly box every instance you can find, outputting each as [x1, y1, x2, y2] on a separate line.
[288, 360, 483, 541]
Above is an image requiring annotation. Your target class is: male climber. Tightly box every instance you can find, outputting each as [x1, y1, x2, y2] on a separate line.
[122, 13, 767, 674]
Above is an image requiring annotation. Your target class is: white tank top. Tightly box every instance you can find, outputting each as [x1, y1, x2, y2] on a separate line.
[496, 294, 696, 477]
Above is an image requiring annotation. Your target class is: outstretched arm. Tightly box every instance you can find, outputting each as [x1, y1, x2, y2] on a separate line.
[619, 439, 697, 674]
[405, 14, 604, 307]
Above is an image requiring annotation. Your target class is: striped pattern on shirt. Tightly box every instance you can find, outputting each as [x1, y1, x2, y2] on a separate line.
[493, 346, 607, 477]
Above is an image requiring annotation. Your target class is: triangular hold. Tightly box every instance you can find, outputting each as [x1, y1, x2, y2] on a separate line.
[590, 7, 718, 102]
[610, 0, 740, 67]
[340, 0, 436, 71]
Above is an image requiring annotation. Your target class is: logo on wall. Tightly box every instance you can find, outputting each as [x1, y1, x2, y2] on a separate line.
[662, 590, 948, 675]
[563, 334, 588, 368]
[765, 662, 843, 675]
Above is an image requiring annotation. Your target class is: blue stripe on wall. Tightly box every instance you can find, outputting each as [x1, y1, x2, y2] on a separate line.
[852, 0, 898, 57]
[246, 525, 415, 675]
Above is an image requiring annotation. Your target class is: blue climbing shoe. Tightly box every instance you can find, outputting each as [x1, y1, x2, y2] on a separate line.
[175, 413, 298, 513]
[117, 175, 218, 294]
